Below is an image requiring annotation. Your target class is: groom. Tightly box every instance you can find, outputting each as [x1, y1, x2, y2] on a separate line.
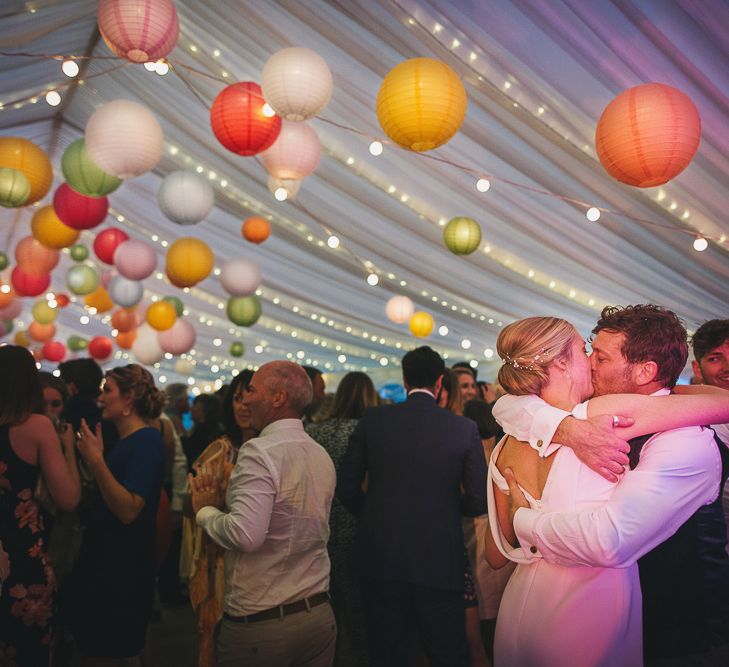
[495, 304, 729, 664]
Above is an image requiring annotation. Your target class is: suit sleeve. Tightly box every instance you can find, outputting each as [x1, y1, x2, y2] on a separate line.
[461, 421, 488, 517]
[336, 415, 368, 516]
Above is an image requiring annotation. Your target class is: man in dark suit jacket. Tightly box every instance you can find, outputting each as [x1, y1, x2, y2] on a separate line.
[337, 346, 487, 667]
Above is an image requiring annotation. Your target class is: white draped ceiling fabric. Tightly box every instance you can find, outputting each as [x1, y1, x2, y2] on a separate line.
[0, 0, 727, 388]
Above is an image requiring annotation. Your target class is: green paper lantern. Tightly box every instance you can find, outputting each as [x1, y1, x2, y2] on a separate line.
[31, 300, 57, 325]
[443, 216, 482, 255]
[226, 295, 261, 327]
[230, 341, 245, 357]
[0, 252, 8, 271]
[66, 264, 99, 295]
[61, 139, 122, 197]
[67, 335, 88, 352]
[0, 167, 31, 208]
[164, 295, 184, 317]
[70, 244, 89, 262]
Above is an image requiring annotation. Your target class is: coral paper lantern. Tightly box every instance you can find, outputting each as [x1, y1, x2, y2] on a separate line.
[242, 216, 271, 244]
[111, 307, 137, 333]
[0, 168, 30, 208]
[53, 183, 109, 230]
[97, 0, 179, 63]
[443, 217, 482, 255]
[132, 324, 163, 365]
[158, 318, 195, 355]
[115, 329, 137, 350]
[0, 137, 53, 204]
[262, 120, 320, 180]
[113, 239, 157, 280]
[62, 139, 122, 197]
[220, 258, 261, 296]
[42, 340, 67, 363]
[0, 284, 14, 309]
[89, 336, 113, 361]
[386, 295, 415, 324]
[85, 100, 164, 179]
[226, 295, 262, 327]
[146, 300, 177, 331]
[165, 238, 214, 288]
[109, 276, 144, 308]
[261, 47, 333, 121]
[595, 83, 701, 188]
[377, 58, 467, 152]
[15, 236, 59, 275]
[93, 228, 129, 264]
[84, 286, 114, 313]
[157, 170, 214, 225]
[66, 265, 100, 296]
[409, 311, 434, 338]
[31, 205, 80, 249]
[210, 82, 282, 156]
[11, 267, 50, 297]
[29, 321, 56, 343]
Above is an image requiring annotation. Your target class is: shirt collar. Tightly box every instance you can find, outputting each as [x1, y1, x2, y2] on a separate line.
[259, 418, 306, 437]
[408, 388, 436, 399]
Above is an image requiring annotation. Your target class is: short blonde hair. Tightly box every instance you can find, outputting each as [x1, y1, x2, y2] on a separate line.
[497, 317, 578, 395]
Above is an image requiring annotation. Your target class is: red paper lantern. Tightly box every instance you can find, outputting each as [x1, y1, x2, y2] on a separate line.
[53, 183, 109, 230]
[595, 83, 701, 188]
[94, 227, 130, 264]
[14, 236, 59, 275]
[210, 82, 282, 156]
[55, 293, 70, 308]
[11, 266, 50, 297]
[88, 336, 113, 361]
[42, 340, 67, 362]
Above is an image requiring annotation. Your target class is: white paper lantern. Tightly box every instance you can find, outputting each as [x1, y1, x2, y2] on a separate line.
[386, 295, 415, 324]
[132, 323, 164, 365]
[262, 47, 333, 121]
[175, 358, 194, 375]
[262, 120, 320, 180]
[85, 100, 164, 179]
[109, 275, 144, 307]
[158, 318, 196, 355]
[113, 239, 157, 280]
[157, 170, 214, 225]
[220, 258, 261, 296]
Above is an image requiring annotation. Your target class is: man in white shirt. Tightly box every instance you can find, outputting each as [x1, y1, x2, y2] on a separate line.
[190, 361, 337, 667]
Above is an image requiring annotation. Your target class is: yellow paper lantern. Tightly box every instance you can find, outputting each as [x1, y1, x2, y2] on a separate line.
[0, 137, 53, 204]
[84, 286, 114, 313]
[376, 58, 467, 152]
[31, 205, 80, 249]
[165, 237, 214, 288]
[146, 300, 177, 331]
[443, 217, 482, 255]
[409, 311, 434, 338]
[32, 300, 57, 325]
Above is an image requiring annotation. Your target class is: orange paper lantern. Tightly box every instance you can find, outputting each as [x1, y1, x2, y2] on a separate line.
[115, 329, 137, 350]
[28, 320, 56, 342]
[111, 307, 137, 333]
[242, 216, 271, 244]
[0, 137, 53, 204]
[84, 286, 114, 313]
[0, 284, 15, 309]
[595, 83, 701, 188]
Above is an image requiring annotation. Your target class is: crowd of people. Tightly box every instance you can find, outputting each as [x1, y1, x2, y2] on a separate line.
[0, 307, 728, 667]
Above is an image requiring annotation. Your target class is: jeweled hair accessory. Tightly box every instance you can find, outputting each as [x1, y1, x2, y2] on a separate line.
[502, 347, 552, 372]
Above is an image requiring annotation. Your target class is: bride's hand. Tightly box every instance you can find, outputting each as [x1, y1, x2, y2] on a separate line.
[503, 467, 529, 526]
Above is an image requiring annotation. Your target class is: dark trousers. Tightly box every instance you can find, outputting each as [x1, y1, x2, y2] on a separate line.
[360, 577, 468, 667]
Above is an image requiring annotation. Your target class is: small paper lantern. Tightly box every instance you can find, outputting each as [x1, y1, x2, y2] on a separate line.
[210, 82, 282, 156]
[0, 320, 13, 338]
[66, 264, 99, 296]
[70, 244, 89, 262]
[53, 183, 109, 230]
[88, 336, 113, 361]
[93, 228, 129, 264]
[0, 284, 14, 309]
[100, 269, 114, 289]
[267, 176, 300, 200]
[158, 318, 195, 355]
[175, 358, 194, 375]
[109, 276, 144, 307]
[220, 258, 261, 296]
[14, 330, 30, 347]
[11, 266, 50, 297]
[165, 238, 214, 288]
[115, 329, 137, 350]
[132, 324, 163, 365]
[163, 295, 184, 316]
[97, 0, 179, 63]
[31, 205, 80, 249]
[230, 341, 245, 357]
[443, 217, 482, 255]
[242, 216, 271, 244]
[226, 295, 262, 327]
[157, 170, 215, 225]
[113, 238, 157, 280]
[32, 300, 57, 325]
[55, 293, 70, 308]
[261, 47, 332, 121]
[15, 236, 59, 275]
[68, 335, 88, 352]
[0, 252, 8, 270]
[262, 120, 320, 180]
[386, 295, 414, 324]
[377, 58, 467, 152]
[595, 83, 702, 188]
[409, 311, 434, 338]
[85, 100, 164, 179]
[29, 321, 56, 342]
[42, 340, 66, 363]
[0, 299, 22, 321]
[84, 286, 114, 313]
[111, 307, 137, 333]
[61, 139, 122, 197]
[146, 300, 177, 331]
[0, 168, 30, 208]
[0, 137, 53, 204]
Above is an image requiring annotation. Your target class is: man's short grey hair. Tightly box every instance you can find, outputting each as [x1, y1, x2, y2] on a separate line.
[261, 361, 313, 416]
[164, 383, 188, 405]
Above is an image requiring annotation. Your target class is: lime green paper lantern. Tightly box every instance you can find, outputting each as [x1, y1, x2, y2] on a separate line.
[66, 264, 99, 295]
[32, 300, 57, 325]
[68, 335, 88, 352]
[70, 244, 89, 262]
[443, 216, 482, 255]
[164, 295, 184, 317]
[0, 252, 8, 271]
[0, 168, 31, 208]
[226, 295, 261, 327]
[230, 341, 245, 357]
[61, 139, 122, 197]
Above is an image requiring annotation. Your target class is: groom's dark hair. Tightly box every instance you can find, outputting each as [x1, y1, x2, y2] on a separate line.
[401, 346, 445, 389]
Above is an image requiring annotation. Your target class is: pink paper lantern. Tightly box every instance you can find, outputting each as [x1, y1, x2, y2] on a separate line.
[94, 227, 130, 264]
[262, 120, 320, 180]
[157, 318, 196, 355]
[15, 236, 59, 275]
[53, 183, 109, 230]
[113, 238, 157, 280]
[98, 0, 179, 63]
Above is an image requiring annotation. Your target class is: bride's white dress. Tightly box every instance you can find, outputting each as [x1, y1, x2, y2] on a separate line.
[488, 437, 643, 667]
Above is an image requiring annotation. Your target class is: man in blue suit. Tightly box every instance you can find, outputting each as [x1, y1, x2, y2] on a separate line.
[337, 346, 487, 667]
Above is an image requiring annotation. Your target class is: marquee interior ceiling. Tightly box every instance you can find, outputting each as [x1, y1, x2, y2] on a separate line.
[1, 0, 727, 389]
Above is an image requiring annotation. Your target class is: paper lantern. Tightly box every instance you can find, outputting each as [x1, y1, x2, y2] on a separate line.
[61, 139, 122, 196]
[386, 295, 414, 324]
[165, 238, 214, 288]
[409, 311, 434, 338]
[230, 341, 245, 357]
[261, 47, 332, 121]
[175, 358, 194, 375]
[262, 120, 320, 180]
[595, 83, 701, 188]
[377, 58, 467, 152]
[14, 330, 30, 347]
[31, 205, 80, 249]
[443, 217, 482, 255]
[267, 176, 300, 200]
[226, 295, 261, 327]
[42, 340, 66, 363]
[158, 318, 195, 355]
[55, 293, 70, 308]
[242, 216, 271, 244]
[53, 183, 109, 230]
[100, 269, 114, 288]
[70, 244, 89, 262]
[132, 324, 163, 365]
[0, 320, 13, 338]
[97, 0, 179, 63]
[84, 286, 114, 313]
[220, 258, 261, 296]
[115, 329, 137, 350]
[67, 335, 88, 352]
[29, 321, 56, 343]
[111, 307, 137, 333]
[0, 252, 7, 270]
[11, 267, 50, 297]
[0, 299, 22, 321]
[0, 168, 30, 208]
[32, 300, 57, 325]
[164, 295, 184, 316]
[66, 265, 99, 296]
[85, 100, 164, 179]
[108, 275, 144, 307]
[0, 137, 53, 204]
[113, 238, 156, 280]
[157, 170, 214, 225]
[15, 236, 59, 275]
[0, 284, 14, 309]
[89, 336, 113, 361]
[146, 300, 177, 331]
[93, 227, 129, 264]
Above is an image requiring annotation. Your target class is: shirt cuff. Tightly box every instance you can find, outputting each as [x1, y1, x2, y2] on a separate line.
[529, 405, 571, 457]
[513, 507, 542, 561]
[195, 505, 221, 527]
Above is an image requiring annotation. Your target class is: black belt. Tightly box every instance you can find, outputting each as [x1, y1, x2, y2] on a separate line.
[223, 591, 330, 624]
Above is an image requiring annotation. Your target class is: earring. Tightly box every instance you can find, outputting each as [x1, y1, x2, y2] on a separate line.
[565, 369, 571, 380]
[122, 408, 131, 417]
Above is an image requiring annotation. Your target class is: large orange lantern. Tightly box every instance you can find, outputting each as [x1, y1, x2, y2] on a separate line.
[0, 137, 53, 204]
[595, 83, 701, 188]
[165, 237, 214, 288]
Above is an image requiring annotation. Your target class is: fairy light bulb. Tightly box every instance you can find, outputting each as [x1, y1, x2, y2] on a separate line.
[438, 325, 449, 336]
[45, 91, 61, 106]
[144, 62, 156, 71]
[369, 141, 383, 156]
[62, 59, 79, 77]
[476, 178, 491, 192]
[366, 273, 379, 286]
[461, 339, 472, 350]
[693, 236, 708, 252]
[274, 187, 288, 201]
[154, 60, 169, 75]
[327, 235, 340, 248]
[586, 207, 601, 222]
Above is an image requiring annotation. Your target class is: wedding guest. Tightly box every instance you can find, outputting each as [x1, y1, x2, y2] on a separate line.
[39, 372, 68, 424]
[183, 394, 222, 470]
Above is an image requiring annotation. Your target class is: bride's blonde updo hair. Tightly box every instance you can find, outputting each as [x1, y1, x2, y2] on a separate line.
[497, 317, 578, 396]
[106, 364, 165, 420]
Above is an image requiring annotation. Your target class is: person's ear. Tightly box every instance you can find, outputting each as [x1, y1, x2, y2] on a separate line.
[634, 360, 659, 386]
[433, 374, 444, 395]
[271, 388, 287, 408]
[691, 359, 704, 382]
